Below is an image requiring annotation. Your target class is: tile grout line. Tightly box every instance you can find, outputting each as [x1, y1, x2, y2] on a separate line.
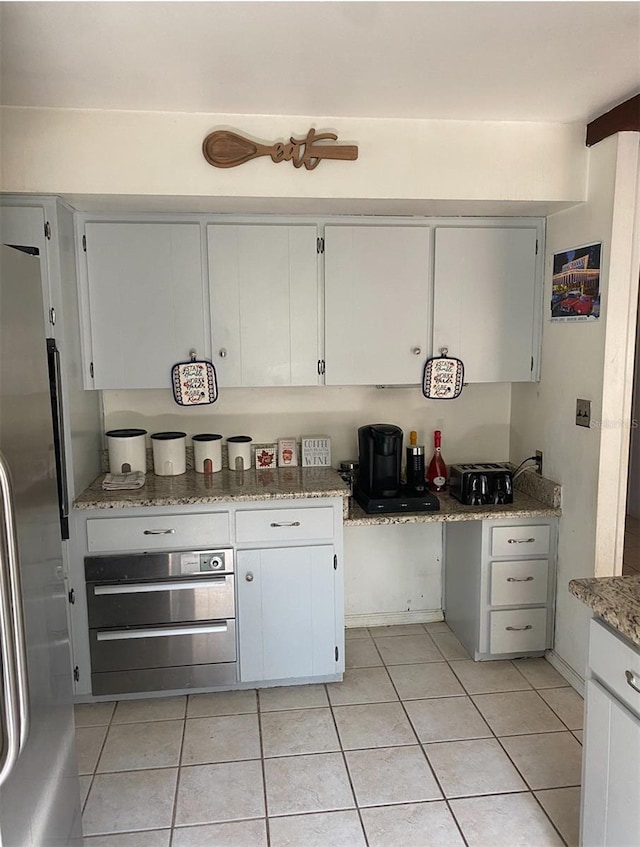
[256, 689, 272, 847]
[367, 627, 471, 847]
[325, 680, 372, 847]
[167, 699, 188, 846]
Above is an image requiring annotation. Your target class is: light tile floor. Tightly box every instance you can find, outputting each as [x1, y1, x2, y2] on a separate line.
[75, 622, 583, 846]
[623, 513, 640, 576]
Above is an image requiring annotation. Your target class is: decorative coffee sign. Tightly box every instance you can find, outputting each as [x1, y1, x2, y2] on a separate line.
[202, 128, 358, 171]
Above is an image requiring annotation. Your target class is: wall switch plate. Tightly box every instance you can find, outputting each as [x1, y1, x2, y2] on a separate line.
[576, 398, 591, 428]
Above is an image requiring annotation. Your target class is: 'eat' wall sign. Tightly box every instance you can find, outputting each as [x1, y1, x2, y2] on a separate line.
[202, 129, 358, 171]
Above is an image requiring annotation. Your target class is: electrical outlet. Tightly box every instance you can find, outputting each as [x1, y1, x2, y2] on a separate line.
[576, 398, 591, 428]
[535, 450, 543, 475]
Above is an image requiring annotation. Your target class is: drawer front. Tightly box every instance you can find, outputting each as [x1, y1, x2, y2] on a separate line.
[86, 512, 230, 553]
[491, 524, 550, 557]
[90, 619, 236, 672]
[235, 506, 334, 543]
[589, 617, 640, 718]
[490, 560, 549, 607]
[86, 574, 235, 628]
[489, 608, 548, 654]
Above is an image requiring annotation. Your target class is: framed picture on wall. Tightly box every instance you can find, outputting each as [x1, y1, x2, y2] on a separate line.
[550, 242, 602, 322]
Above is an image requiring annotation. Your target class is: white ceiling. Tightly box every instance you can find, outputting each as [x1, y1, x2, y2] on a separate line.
[1, 1, 639, 124]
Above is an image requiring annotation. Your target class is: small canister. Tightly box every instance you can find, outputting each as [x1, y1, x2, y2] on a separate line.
[226, 435, 253, 471]
[192, 433, 223, 473]
[151, 431, 187, 476]
[338, 460, 359, 497]
[106, 429, 147, 474]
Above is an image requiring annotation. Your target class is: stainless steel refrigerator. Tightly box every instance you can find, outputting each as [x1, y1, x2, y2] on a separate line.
[0, 243, 83, 845]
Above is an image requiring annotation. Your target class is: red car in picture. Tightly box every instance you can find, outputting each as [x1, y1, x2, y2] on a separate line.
[559, 291, 594, 316]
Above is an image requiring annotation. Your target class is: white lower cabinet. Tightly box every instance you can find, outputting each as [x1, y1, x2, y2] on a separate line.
[237, 545, 340, 683]
[444, 517, 557, 660]
[581, 619, 640, 846]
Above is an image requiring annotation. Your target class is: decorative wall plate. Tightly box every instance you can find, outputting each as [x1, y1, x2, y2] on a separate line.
[171, 351, 218, 406]
[422, 351, 464, 400]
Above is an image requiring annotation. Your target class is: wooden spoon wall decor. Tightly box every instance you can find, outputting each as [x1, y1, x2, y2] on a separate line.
[202, 128, 358, 171]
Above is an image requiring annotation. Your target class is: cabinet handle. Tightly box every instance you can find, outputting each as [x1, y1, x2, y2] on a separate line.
[412, 347, 422, 356]
[507, 537, 536, 544]
[625, 670, 640, 694]
[245, 572, 254, 582]
[507, 576, 534, 583]
[219, 348, 227, 358]
[505, 625, 533, 631]
[143, 529, 176, 535]
[270, 521, 301, 528]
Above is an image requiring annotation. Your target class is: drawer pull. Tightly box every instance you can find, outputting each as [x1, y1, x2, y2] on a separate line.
[96, 623, 228, 641]
[142, 529, 176, 535]
[94, 578, 228, 596]
[506, 576, 534, 583]
[625, 670, 640, 694]
[507, 537, 536, 544]
[270, 521, 301, 528]
[505, 624, 533, 632]
[245, 572, 254, 582]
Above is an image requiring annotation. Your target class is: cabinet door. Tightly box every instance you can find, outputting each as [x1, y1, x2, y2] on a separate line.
[433, 227, 539, 382]
[237, 546, 337, 682]
[324, 225, 430, 385]
[582, 678, 640, 846]
[208, 224, 319, 386]
[83, 222, 206, 389]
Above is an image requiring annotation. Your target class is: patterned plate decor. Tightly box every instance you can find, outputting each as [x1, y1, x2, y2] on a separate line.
[422, 349, 464, 400]
[171, 351, 218, 406]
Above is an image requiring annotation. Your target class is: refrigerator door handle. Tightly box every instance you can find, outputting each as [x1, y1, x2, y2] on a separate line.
[46, 339, 70, 540]
[0, 450, 30, 785]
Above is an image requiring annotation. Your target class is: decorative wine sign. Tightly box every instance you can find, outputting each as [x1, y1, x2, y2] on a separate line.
[202, 129, 358, 171]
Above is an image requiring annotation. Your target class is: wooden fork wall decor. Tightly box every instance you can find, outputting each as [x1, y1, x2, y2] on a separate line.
[202, 128, 358, 171]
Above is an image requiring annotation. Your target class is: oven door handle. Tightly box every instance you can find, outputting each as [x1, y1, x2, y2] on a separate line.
[96, 622, 229, 641]
[93, 577, 229, 596]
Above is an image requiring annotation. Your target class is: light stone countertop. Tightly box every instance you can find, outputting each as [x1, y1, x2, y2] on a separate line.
[74, 467, 350, 510]
[569, 575, 640, 648]
[75, 467, 560, 526]
[346, 490, 561, 525]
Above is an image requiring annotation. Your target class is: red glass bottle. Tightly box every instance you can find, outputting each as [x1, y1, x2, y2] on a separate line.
[427, 430, 447, 492]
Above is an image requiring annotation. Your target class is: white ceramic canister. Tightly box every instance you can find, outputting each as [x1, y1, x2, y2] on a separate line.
[192, 433, 223, 473]
[151, 431, 187, 476]
[106, 429, 147, 474]
[226, 435, 253, 471]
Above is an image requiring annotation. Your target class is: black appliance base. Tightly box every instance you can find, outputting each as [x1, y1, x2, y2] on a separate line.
[354, 486, 440, 515]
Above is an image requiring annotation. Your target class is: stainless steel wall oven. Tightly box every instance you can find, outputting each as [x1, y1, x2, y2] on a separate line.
[85, 548, 236, 695]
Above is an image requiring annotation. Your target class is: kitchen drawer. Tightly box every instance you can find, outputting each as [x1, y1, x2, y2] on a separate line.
[89, 618, 236, 672]
[86, 512, 230, 553]
[489, 608, 548, 654]
[86, 573, 236, 628]
[491, 524, 550, 558]
[235, 506, 334, 543]
[490, 559, 549, 607]
[589, 618, 640, 718]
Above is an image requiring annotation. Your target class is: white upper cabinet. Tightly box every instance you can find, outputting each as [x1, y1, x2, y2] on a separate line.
[207, 224, 320, 387]
[433, 225, 541, 383]
[80, 222, 207, 389]
[324, 225, 430, 385]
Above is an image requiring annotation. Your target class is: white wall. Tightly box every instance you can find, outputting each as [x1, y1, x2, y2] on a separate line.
[510, 133, 640, 678]
[101, 383, 513, 469]
[1, 107, 586, 206]
[628, 303, 640, 519]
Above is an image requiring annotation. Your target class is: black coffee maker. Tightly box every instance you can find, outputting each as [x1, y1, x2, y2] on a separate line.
[354, 424, 440, 515]
[357, 424, 403, 498]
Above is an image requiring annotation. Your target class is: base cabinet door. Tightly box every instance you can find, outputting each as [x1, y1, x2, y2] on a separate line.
[237, 545, 338, 683]
[582, 678, 640, 846]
